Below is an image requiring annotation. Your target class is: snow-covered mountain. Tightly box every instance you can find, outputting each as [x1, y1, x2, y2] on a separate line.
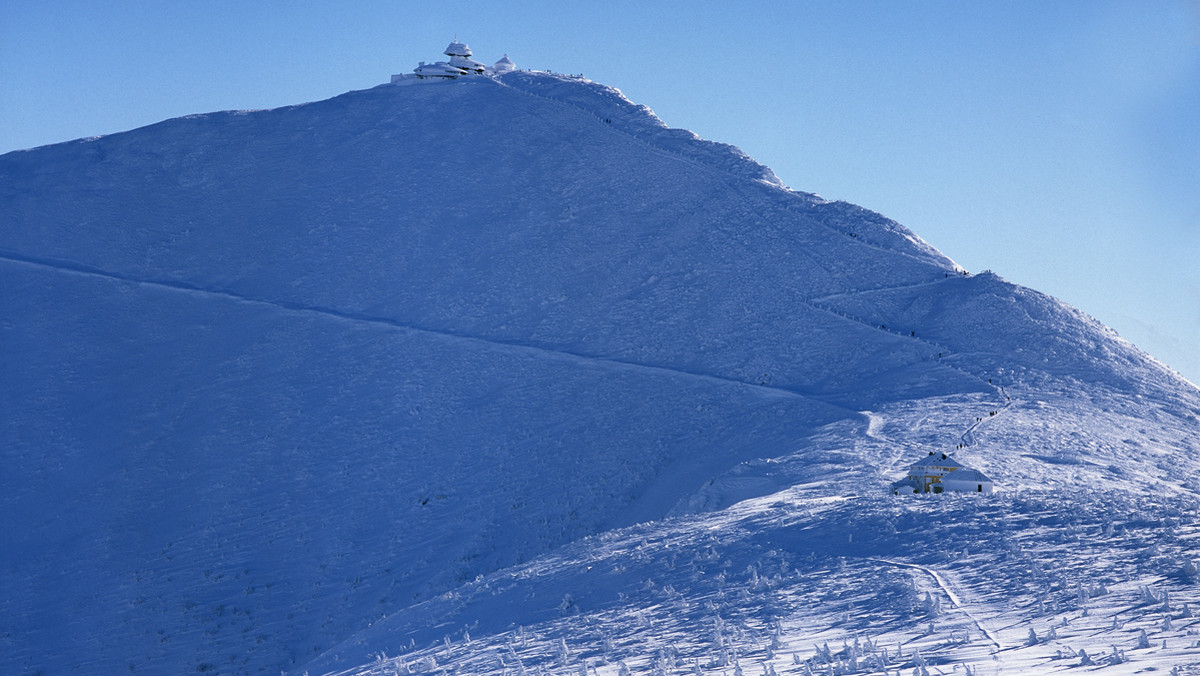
[2, 70, 1198, 676]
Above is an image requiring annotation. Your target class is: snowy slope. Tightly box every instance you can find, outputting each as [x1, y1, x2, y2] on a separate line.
[2, 71, 1198, 675]
[309, 483, 1200, 676]
[0, 75, 969, 407]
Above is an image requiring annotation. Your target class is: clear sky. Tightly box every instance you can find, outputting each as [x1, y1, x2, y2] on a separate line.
[3, 1, 1198, 385]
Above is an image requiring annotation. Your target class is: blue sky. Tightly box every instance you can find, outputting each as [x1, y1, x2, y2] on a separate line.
[2, 1, 1198, 384]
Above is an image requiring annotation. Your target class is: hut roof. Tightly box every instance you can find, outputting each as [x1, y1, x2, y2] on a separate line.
[943, 468, 992, 483]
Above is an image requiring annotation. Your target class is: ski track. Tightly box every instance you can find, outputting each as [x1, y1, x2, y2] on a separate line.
[0, 248, 851, 412]
[863, 410, 885, 441]
[860, 409, 908, 479]
[873, 557, 1004, 669]
[867, 412, 917, 480]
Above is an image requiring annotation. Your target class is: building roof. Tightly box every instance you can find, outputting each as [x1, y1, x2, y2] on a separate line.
[494, 54, 516, 71]
[414, 61, 467, 78]
[448, 54, 487, 72]
[891, 477, 921, 489]
[445, 40, 472, 57]
[942, 468, 992, 483]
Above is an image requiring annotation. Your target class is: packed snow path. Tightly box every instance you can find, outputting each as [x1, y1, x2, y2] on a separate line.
[875, 558, 1004, 653]
[959, 395, 1014, 447]
[0, 249, 844, 409]
[807, 279, 1006, 400]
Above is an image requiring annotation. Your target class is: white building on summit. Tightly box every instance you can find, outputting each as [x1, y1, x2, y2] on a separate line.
[391, 40, 516, 84]
[410, 61, 467, 80]
[493, 54, 516, 73]
[444, 40, 487, 74]
[891, 451, 994, 495]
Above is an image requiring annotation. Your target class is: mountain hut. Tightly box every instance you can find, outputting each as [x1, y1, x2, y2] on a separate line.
[891, 451, 993, 495]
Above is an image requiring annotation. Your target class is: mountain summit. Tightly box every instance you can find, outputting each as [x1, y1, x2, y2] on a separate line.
[2, 69, 1198, 675]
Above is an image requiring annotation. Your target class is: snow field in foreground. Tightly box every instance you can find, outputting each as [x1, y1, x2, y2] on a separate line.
[312, 485, 1200, 676]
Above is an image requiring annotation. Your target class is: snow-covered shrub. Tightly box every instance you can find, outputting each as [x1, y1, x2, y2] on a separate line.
[920, 591, 943, 617]
[768, 625, 786, 651]
[1106, 645, 1126, 665]
[1139, 585, 1161, 604]
[1178, 558, 1199, 583]
[559, 593, 576, 612]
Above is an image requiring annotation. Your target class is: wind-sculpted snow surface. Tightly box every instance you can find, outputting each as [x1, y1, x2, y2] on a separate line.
[816, 271, 1187, 398]
[495, 71, 787, 189]
[1, 71, 1198, 675]
[309, 484, 1200, 676]
[1, 257, 849, 673]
